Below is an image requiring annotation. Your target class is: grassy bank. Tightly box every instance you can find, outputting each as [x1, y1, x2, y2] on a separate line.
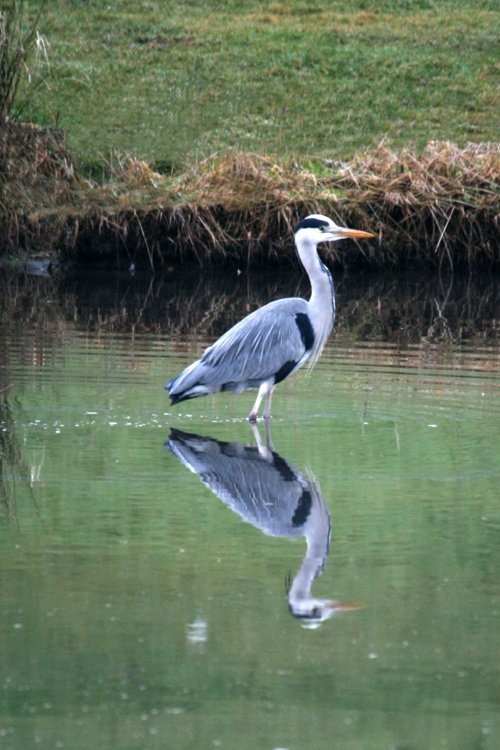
[19, 0, 499, 170]
[1, 1, 499, 268]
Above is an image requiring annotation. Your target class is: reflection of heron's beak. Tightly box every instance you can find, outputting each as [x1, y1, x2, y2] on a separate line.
[335, 227, 375, 240]
[326, 600, 361, 612]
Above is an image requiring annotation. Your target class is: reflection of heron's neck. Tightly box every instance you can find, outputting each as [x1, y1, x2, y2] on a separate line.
[288, 489, 331, 605]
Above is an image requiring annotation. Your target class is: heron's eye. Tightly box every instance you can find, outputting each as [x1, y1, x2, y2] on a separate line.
[319, 225, 328, 232]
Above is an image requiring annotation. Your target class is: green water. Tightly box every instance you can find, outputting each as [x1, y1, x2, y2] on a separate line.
[0, 269, 499, 750]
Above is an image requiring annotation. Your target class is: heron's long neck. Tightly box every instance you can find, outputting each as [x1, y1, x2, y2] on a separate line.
[295, 238, 335, 329]
[296, 238, 334, 308]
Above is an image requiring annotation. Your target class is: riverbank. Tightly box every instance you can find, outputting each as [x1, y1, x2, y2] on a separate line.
[1, 121, 498, 270]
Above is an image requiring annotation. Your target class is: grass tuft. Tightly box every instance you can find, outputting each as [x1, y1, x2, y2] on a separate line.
[0, 1, 47, 123]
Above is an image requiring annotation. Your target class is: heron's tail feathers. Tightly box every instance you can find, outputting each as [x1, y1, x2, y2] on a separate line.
[167, 381, 212, 406]
[169, 391, 194, 406]
[167, 358, 207, 404]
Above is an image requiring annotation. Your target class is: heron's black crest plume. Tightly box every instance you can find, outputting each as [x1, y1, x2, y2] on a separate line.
[294, 217, 329, 233]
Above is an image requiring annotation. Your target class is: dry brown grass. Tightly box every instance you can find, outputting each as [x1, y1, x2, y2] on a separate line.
[333, 141, 500, 267]
[0, 120, 77, 251]
[1, 130, 498, 269]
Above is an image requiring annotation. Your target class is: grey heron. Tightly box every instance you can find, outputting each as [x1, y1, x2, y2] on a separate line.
[166, 425, 358, 625]
[166, 214, 374, 420]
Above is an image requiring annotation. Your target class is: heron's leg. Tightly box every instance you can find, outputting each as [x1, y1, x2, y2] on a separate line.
[248, 384, 265, 422]
[262, 386, 275, 421]
[248, 381, 272, 423]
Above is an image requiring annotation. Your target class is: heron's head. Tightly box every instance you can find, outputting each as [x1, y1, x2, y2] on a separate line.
[294, 214, 375, 244]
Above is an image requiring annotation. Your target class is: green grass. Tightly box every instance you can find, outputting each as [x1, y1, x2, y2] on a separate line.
[18, 0, 499, 173]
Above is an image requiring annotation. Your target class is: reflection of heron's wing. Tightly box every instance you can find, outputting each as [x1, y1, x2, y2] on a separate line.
[166, 429, 314, 538]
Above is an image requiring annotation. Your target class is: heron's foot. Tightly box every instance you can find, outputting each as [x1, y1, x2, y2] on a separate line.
[247, 413, 273, 423]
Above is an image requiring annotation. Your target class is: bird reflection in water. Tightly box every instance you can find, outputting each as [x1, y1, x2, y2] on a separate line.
[166, 424, 358, 628]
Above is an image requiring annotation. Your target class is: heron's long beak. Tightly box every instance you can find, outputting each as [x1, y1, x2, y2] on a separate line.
[335, 227, 375, 239]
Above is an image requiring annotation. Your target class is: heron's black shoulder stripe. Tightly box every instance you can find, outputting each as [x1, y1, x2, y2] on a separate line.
[294, 217, 329, 232]
[295, 312, 315, 352]
[274, 360, 297, 385]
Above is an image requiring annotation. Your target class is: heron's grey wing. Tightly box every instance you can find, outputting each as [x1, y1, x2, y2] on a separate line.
[200, 298, 311, 385]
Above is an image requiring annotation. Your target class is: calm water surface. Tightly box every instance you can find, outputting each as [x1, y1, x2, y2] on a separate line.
[0, 268, 499, 750]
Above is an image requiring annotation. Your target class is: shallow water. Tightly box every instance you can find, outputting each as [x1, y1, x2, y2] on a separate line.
[0, 268, 499, 750]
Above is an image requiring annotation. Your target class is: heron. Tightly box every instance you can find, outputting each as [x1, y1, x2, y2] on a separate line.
[166, 214, 374, 420]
